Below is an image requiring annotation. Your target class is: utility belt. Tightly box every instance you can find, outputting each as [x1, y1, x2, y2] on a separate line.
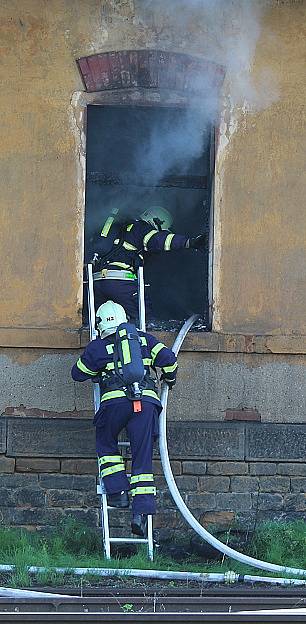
[93, 269, 137, 282]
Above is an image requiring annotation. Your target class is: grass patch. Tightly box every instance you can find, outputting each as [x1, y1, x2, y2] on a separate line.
[249, 520, 306, 569]
[0, 518, 305, 587]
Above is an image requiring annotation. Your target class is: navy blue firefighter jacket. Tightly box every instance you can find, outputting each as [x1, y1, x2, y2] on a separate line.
[71, 330, 178, 414]
[91, 218, 188, 273]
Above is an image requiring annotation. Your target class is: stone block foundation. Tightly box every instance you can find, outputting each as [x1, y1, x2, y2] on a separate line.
[0, 416, 305, 539]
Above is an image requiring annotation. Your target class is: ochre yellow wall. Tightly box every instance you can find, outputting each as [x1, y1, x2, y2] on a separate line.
[214, 1, 306, 334]
[0, 1, 84, 331]
[0, 0, 305, 343]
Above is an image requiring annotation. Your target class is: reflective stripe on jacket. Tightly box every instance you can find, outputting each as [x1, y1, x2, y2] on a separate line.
[71, 331, 177, 408]
[99, 219, 188, 272]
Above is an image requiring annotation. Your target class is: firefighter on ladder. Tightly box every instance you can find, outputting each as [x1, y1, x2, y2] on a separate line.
[89, 206, 207, 319]
[71, 300, 177, 537]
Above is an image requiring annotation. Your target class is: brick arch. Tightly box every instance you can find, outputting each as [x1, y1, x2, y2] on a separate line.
[77, 49, 224, 94]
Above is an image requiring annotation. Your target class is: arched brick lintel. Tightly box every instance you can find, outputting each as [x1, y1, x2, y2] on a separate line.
[77, 49, 225, 94]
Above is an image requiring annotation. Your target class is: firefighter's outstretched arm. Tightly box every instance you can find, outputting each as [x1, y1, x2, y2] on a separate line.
[143, 228, 188, 252]
[141, 225, 208, 253]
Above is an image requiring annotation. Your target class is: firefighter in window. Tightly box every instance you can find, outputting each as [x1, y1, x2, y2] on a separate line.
[71, 300, 178, 537]
[87, 206, 207, 320]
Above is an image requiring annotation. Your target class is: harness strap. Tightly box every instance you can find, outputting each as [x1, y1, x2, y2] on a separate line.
[100, 372, 156, 392]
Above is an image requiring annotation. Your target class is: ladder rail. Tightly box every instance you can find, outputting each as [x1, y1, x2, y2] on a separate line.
[137, 266, 154, 561]
[87, 264, 110, 558]
[101, 493, 111, 559]
[87, 264, 100, 413]
[87, 263, 154, 560]
[137, 266, 146, 332]
[147, 514, 154, 561]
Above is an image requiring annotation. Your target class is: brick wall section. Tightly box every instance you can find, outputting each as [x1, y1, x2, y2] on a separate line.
[0, 417, 306, 539]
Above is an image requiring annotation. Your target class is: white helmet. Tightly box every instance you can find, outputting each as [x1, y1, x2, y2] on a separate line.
[96, 301, 127, 338]
[140, 206, 173, 231]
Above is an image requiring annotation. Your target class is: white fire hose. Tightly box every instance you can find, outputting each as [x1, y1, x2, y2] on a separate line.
[159, 314, 306, 579]
[1, 308, 305, 591]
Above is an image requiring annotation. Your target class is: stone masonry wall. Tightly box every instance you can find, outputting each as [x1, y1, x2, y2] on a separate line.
[0, 416, 305, 540]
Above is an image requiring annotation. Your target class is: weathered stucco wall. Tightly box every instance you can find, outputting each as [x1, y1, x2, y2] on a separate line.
[0, 1, 305, 534]
[1, 348, 305, 424]
[0, 1, 83, 332]
[0, 0, 305, 342]
[214, 1, 306, 334]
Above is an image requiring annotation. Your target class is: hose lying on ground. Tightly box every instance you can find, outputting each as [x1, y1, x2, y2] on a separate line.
[0, 567, 306, 590]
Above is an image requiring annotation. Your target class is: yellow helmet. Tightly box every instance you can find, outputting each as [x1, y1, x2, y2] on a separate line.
[140, 206, 173, 231]
[96, 301, 127, 338]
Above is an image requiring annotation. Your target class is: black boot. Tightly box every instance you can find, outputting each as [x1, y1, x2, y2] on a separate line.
[107, 491, 129, 508]
[131, 513, 148, 537]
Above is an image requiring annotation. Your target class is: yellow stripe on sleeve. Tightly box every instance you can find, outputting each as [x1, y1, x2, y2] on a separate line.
[164, 233, 175, 251]
[100, 216, 115, 237]
[162, 362, 178, 374]
[143, 230, 158, 251]
[76, 358, 99, 376]
[151, 342, 165, 364]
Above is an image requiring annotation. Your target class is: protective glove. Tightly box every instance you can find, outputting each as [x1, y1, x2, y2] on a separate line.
[186, 234, 208, 250]
[161, 373, 176, 390]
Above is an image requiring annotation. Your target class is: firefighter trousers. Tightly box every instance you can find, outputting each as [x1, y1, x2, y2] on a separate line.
[95, 399, 159, 515]
[93, 278, 152, 321]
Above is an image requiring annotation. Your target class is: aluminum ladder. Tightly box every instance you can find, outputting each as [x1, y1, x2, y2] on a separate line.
[87, 263, 154, 560]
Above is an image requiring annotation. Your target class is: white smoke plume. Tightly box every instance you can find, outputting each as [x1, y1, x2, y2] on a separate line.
[87, 0, 279, 228]
[137, 0, 278, 110]
[132, 0, 279, 183]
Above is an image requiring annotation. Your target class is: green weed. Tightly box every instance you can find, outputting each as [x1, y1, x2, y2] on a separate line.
[122, 603, 134, 612]
[249, 520, 306, 568]
[0, 519, 305, 586]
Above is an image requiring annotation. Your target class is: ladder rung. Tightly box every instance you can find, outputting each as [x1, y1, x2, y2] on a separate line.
[106, 505, 130, 510]
[109, 538, 148, 544]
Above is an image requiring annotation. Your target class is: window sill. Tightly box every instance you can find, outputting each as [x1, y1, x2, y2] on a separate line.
[81, 328, 306, 355]
[0, 326, 305, 355]
[0, 327, 81, 349]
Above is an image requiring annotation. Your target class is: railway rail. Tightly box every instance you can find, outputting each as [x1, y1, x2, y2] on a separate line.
[0, 611, 305, 622]
[0, 589, 305, 621]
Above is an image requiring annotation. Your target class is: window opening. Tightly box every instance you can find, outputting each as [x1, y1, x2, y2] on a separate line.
[84, 104, 213, 331]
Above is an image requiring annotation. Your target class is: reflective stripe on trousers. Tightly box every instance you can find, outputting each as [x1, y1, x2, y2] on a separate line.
[95, 401, 158, 514]
[98, 454, 125, 480]
[130, 473, 156, 497]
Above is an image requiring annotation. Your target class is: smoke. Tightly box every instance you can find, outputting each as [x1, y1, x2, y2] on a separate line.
[132, 0, 279, 184]
[138, 0, 278, 110]
[87, 0, 279, 227]
[133, 107, 210, 186]
[84, 1, 280, 324]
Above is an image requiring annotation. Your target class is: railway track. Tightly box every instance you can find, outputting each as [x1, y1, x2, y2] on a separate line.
[0, 589, 305, 621]
[0, 612, 305, 622]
